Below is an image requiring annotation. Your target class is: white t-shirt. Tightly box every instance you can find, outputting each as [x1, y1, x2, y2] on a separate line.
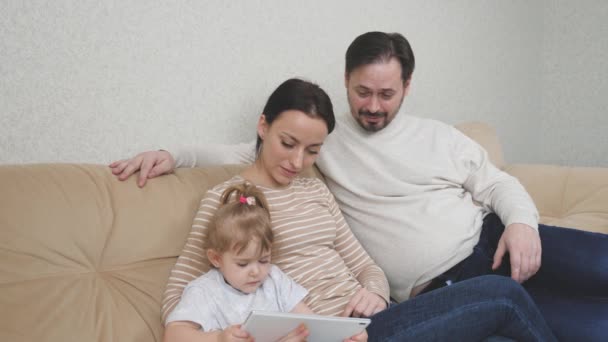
[166, 265, 308, 331]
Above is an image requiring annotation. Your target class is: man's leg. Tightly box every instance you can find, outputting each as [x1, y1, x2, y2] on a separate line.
[525, 223, 608, 295]
[527, 287, 608, 342]
[523, 223, 608, 341]
[367, 275, 556, 342]
[441, 214, 608, 341]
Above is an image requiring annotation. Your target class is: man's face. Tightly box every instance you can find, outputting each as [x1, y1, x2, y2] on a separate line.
[345, 57, 410, 132]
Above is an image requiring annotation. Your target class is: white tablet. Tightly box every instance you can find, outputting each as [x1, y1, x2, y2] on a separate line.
[242, 310, 370, 342]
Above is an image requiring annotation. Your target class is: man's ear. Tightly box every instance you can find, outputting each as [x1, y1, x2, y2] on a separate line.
[403, 77, 412, 97]
[257, 114, 268, 141]
[207, 249, 222, 268]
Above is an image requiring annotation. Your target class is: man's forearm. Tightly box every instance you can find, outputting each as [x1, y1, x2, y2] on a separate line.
[168, 141, 257, 168]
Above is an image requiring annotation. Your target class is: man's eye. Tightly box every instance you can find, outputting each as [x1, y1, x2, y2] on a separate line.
[381, 93, 394, 100]
[357, 92, 370, 98]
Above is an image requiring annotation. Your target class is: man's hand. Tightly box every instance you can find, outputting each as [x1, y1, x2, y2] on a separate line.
[341, 288, 386, 318]
[109, 150, 175, 187]
[492, 223, 542, 283]
[220, 324, 254, 342]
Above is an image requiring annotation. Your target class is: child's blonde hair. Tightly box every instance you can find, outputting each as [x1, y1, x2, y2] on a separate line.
[203, 182, 273, 257]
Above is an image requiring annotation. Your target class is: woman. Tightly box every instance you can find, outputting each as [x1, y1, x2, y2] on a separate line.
[160, 78, 555, 341]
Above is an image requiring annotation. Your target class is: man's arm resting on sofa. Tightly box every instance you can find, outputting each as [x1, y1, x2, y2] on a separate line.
[109, 141, 256, 187]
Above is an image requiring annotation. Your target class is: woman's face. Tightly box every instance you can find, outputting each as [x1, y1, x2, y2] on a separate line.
[256, 110, 328, 188]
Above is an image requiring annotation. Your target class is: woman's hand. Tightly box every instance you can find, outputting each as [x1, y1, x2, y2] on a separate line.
[109, 150, 175, 187]
[276, 323, 309, 342]
[220, 324, 254, 342]
[341, 288, 386, 318]
[344, 329, 368, 342]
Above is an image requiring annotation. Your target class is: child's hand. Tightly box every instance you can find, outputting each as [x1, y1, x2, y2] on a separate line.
[220, 324, 253, 342]
[344, 329, 368, 342]
[276, 323, 309, 342]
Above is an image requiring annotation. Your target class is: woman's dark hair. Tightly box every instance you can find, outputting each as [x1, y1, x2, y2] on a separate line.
[345, 31, 415, 83]
[256, 78, 335, 152]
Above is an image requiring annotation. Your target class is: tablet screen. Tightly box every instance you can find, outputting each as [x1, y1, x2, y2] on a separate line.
[242, 310, 370, 342]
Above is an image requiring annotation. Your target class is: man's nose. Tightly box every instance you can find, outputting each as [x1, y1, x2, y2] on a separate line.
[367, 95, 380, 113]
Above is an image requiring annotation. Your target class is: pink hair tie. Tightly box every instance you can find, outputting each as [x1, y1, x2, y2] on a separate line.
[239, 196, 256, 205]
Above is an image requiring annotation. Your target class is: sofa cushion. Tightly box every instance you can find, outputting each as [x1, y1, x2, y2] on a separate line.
[0, 164, 242, 342]
[505, 164, 608, 234]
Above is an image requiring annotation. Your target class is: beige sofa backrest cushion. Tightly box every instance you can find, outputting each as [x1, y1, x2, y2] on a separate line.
[0, 164, 242, 342]
[455, 121, 505, 169]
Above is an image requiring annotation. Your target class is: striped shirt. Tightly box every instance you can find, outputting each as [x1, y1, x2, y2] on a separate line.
[161, 175, 390, 322]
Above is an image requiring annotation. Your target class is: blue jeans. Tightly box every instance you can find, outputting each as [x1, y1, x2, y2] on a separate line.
[367, 275, 556, 341]
[435, 214, 608, 341]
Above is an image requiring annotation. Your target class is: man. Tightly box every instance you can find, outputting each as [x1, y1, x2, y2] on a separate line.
[111, 32, 607, 340]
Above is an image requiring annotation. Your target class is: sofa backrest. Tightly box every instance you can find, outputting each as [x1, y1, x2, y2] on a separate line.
[7, 122, 604, 342]
[0, 164, 245, 342]
[455, 121, 505, 169]
[0, 122, 503, 342]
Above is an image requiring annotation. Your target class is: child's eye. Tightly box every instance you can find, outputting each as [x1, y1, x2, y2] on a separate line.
[259, 259, 269, 264]
[237, 263, 248, 267]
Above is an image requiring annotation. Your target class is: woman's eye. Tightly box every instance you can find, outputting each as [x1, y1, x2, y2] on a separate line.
[281, 141, 294, 148]
[307, 150, 319, 155]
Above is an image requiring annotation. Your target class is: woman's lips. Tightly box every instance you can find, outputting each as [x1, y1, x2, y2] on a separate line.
[281, 167, 298, 177]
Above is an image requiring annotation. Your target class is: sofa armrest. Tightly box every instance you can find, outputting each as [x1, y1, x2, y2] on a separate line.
[505, 164, 608, 234]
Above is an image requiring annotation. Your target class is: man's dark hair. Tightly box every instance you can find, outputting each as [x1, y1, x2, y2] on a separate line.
[345, 31, 415, 83]
[256, 78, 335, 152]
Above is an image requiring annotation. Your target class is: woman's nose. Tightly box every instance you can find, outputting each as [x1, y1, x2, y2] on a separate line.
[289, 149, 304, 170]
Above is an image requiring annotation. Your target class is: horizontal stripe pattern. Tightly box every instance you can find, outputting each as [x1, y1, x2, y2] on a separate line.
[161, 176, 389, 322]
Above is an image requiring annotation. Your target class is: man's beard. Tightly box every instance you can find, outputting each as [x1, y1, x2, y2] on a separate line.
[357, 110, 389, 132]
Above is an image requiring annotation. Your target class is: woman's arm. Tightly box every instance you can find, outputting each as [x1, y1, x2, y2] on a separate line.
[320, 181, 389, 316]
[324, 183, 389, 300]
[161, 191, 223, 322]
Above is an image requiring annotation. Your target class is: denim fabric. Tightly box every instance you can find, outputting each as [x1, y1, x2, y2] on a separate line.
[440, 214, 608, 341]
[367, 275, 556, 342]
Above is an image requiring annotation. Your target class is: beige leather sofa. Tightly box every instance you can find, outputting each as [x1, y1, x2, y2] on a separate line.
[1, 123, 607, 342]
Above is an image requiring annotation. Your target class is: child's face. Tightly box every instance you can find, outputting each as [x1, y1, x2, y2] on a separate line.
[211, 242, 272, 294]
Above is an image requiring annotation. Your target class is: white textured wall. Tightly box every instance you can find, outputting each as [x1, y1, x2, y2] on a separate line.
[1, 1, 602, 166]
[540, 1, 608, 167]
